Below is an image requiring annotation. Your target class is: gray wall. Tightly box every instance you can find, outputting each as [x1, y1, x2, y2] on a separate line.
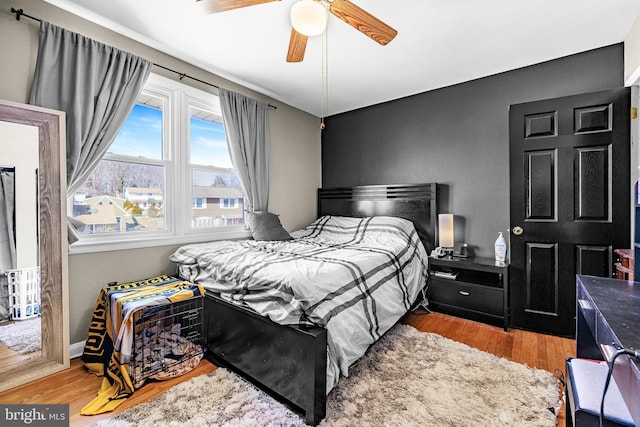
[322, 44, 625, 258]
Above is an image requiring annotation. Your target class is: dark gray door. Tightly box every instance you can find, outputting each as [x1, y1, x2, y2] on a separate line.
[509, 87, 631, 337]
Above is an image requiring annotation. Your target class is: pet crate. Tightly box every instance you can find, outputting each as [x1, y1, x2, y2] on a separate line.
[128, 295, 205, 388]
[7, 267, 41, 320]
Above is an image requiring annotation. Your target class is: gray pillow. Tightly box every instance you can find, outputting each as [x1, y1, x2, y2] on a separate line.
[247, 211, 292, 241]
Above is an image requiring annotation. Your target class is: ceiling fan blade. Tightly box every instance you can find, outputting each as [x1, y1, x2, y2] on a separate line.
[197, 0, 278, 14]
[329, 0, 397, 46]
[286, 28, 308, 63]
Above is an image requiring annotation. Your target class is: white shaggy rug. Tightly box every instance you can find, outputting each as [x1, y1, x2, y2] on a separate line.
[95, 324, 560, 427]
[0, 317, 41, 354]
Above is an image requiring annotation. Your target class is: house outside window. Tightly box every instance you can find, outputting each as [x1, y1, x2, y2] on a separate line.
[69, 73, 249, 253]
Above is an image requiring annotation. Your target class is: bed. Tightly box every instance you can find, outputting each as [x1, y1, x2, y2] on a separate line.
[170, 183, 438, 425]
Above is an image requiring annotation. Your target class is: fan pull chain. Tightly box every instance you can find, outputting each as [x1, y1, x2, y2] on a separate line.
[320, 18, 328, 130]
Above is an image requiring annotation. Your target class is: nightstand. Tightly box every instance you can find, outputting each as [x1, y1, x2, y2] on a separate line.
[427, 256, 509, 331]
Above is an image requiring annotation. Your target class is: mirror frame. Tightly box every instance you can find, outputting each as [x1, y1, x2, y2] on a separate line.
[0, 99, 69, 392]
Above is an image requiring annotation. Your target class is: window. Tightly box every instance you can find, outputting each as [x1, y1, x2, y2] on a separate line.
[192, 198, 206, 209]
[188, 104, 245, 230]
[69, 74, 248, 253]
[221, 198, 238, 209]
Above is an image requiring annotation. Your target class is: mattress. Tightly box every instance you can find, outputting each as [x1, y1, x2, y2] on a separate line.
[170, 215, 429, 390]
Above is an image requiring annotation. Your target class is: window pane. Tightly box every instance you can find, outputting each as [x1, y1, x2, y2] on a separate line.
[189, 106, 231, 168]
[71, 160, 165, 234]
[68, 74, 252, 251]
[109, 96, 164, 160]
[191, 170, 244, 228]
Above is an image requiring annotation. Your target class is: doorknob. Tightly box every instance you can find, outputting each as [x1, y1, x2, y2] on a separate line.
[512, 226, 523, 235]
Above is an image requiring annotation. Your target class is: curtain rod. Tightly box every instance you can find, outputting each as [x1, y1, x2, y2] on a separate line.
[10, 7, 277, 110]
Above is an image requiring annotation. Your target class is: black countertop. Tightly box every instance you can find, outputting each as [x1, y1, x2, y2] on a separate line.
[577, 274, 640, 350]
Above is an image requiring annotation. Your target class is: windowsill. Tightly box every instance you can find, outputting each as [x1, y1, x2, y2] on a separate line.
[68, 228, 252, 255]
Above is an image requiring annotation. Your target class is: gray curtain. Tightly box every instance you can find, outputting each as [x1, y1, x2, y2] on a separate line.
[219, 88, 270, 212]
[28, 21, 152, 242]
[0, 170, 16, 272]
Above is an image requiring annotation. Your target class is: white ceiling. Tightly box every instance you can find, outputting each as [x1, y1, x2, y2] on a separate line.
[44, 0, 640, 117]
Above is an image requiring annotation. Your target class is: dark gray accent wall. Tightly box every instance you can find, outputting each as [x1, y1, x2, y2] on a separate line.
[321, 44, 624, 258]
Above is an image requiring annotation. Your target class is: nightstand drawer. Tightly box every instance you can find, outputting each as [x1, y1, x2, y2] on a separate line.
[429, 278, 503, 316]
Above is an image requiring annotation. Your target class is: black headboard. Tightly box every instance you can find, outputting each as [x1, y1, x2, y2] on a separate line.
[317, 183, 439, 253]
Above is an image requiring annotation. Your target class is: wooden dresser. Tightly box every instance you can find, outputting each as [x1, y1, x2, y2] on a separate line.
[615, 249, 634, 281]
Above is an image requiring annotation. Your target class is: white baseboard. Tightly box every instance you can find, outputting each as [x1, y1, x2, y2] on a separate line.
[70, 340, 86, 359]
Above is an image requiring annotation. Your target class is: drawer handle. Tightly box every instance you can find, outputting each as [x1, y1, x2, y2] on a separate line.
[459, 290, 470, 296]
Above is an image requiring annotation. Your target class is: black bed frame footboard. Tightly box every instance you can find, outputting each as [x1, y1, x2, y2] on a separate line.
[204, 293, 327, 425]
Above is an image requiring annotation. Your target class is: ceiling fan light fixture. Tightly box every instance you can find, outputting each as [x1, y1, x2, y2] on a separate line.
[290, 0, 328, 37]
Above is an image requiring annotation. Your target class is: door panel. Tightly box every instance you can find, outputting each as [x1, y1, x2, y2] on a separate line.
[526, 242, 558, 315]
[526, 150, 556, 220]
[575, 146, 609, 220]
[574, 104, 611, 133]
[509, 87, 630, 337]
[575, 245, 612, 277]
[525, 112, 557, 138]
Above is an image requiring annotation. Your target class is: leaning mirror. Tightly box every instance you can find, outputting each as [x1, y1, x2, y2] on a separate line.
[0, 99, 69, 392]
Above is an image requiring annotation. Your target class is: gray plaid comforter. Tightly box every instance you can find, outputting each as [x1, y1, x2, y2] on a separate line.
[170, 215, 428, 391]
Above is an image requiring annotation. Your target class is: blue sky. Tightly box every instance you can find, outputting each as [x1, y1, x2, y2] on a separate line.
[109, 104, 231, 168]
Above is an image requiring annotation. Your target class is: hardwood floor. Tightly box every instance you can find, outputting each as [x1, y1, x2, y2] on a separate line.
[0, 311, 575, 426]
[0, 340, 41, 370]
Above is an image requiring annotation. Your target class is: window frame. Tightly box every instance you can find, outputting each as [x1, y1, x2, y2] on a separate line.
[69, 73, 250, 255]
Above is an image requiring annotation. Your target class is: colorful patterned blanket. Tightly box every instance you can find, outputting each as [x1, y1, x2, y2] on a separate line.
[80, 275, 205, 415]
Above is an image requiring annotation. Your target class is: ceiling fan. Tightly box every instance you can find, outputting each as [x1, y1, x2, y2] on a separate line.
[196, 0, 397, 63]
